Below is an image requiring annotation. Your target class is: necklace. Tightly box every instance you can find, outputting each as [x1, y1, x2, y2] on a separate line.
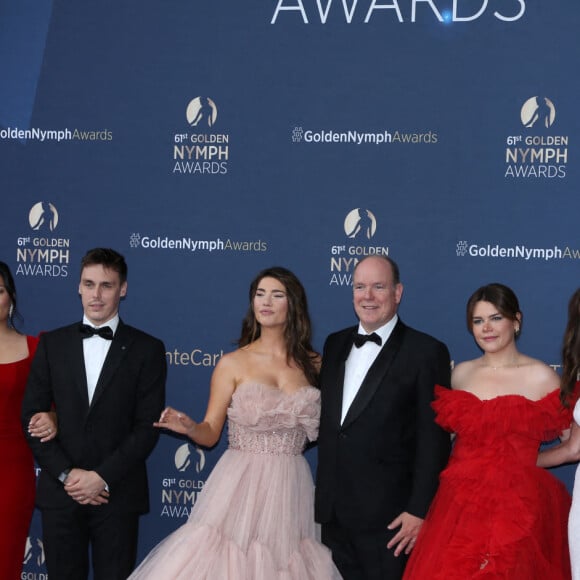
[486, 364, 520, 371]
[480, 359, 520, 370]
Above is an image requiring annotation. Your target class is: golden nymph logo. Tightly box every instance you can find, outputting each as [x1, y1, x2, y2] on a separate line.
[505, 96, 568, 179]
[172, 96, 229, 175]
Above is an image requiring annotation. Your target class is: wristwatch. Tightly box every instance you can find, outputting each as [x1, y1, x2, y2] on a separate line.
[58, 468, 71, 484]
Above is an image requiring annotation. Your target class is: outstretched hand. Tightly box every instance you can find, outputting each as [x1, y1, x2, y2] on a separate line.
[386, 511, 423, 556]
[154, 406, 196, 438]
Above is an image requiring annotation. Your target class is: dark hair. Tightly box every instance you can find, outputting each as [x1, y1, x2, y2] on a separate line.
[238, 267, 319, 386]
[80, 248, 127, 283]
[560, 288, 580, 407]
[354, 255, 401, 285]
[465, 283, 522, 335]
[0, 261, 21, 329]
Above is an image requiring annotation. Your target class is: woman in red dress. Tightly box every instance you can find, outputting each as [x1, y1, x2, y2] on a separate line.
[403, 283, 572, 579]
[0, 261, 56, 579]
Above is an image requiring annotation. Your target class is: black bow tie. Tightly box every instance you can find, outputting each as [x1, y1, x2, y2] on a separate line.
[353, 332, 382, 348]
[79, 324, 114, 340]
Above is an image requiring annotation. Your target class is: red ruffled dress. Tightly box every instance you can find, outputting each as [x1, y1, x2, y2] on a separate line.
[403, 385, 572, 579]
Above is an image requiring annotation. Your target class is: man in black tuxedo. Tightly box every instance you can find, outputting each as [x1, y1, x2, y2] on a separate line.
[22, 248, 166, 580]
[315, 255, 451, 579]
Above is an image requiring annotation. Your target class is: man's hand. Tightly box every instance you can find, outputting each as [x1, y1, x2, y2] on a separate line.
[386, 512, 423, 556]
[64, 468, 110, 505]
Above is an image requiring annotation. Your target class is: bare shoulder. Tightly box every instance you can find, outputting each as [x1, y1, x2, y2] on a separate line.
[451, 359, 477, 390]
[521, 356, 560, 394]
[214, 348, 248, 377]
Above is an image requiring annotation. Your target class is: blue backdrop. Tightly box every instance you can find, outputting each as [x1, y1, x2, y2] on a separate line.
[2, 1, 579, 576]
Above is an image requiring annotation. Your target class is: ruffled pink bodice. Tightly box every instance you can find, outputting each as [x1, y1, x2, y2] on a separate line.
[227, 383, 320, 456]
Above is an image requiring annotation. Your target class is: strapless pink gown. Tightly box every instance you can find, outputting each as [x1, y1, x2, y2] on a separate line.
[129, 382, 341, 579]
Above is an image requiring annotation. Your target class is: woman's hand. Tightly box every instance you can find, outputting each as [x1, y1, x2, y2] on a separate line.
[154, 406, 196, 438]
[28, 411, 57, 443]
[538, 422, 580, 467]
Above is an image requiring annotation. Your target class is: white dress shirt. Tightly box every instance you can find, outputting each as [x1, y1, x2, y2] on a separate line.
[82, 314, 119, 404]
[341, 315, 398, 424]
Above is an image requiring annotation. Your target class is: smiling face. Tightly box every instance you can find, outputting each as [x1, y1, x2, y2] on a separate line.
[78, 264, 127, 326]
[471, 300, 521, 354]
[252, 276, 288, 330]
[352, 257, 403, 333]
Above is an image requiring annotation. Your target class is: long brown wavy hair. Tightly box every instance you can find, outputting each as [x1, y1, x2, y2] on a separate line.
[560, 288, 580, 407]
[238, 267, 319, 387]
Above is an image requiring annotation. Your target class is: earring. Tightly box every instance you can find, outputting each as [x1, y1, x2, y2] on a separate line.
[8, 303, 14, 326]
[514, 326, 520, 337]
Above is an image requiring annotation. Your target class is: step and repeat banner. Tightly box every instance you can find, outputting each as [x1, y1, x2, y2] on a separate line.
[2, 1, 579, 577]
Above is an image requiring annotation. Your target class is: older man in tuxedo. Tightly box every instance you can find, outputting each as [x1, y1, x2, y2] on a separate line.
[22, 248, 166, 580]
[315, 255, 451, 579]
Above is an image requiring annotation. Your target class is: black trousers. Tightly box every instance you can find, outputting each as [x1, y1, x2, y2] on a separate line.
[322, 518, 408, 580]
[41, 505, 139, 580]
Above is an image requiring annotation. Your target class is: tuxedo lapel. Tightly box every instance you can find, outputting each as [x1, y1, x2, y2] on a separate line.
[324, 330, 356, 429]
[69, 325, 91, 407]
[90, 322, 132, 408]
[328, 358, 347, 428]
[341, 321, 406, 429]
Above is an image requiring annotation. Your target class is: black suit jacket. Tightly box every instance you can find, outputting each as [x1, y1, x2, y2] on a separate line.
[315, 319, 451, 531]
[21, 320, 166, 514]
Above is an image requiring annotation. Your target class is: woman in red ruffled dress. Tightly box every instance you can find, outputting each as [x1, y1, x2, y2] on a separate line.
[403, 283, 571, 579]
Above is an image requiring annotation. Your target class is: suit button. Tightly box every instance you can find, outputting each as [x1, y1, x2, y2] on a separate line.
[339, 433, 347, 440]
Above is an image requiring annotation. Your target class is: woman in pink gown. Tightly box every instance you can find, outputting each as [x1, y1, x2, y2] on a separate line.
[0, 261, 57, 579]
[129, 267, 341, 580]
